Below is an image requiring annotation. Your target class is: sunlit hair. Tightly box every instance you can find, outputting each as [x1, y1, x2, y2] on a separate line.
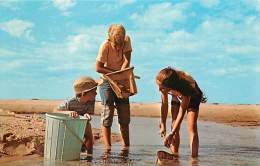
[156, 67, 207, 103]
[108, 24, 126, 41]
[156, 66, 177, 86]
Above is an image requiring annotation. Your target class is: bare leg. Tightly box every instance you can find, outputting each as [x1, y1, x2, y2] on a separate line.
[102, 106, 114, 151]
[187, 109, 199, 158]
[119, 124, 130, 157]
[116, 103, 130, 151]
[102, 126, 111, 150]
[84, 123, 93, 154]
[170, 103, 180, 154]
[120, 124, 130, 148]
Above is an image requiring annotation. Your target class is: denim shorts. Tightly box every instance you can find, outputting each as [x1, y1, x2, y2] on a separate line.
[99, 80, 130, 127]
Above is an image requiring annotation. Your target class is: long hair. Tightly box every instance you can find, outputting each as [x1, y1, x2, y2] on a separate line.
[108, 24, 125, 41]
[156, 67, 207, 103]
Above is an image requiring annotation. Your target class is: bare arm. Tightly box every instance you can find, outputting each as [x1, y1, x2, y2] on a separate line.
[171, 95, 190, 134]
[96, 61, 116, 74]
[121, 51, 131, 69]
[164, 95, 190, 147]
[159, 92, 168, 137]
[53, 104, 78, 118]
[160, 92, 168, 125]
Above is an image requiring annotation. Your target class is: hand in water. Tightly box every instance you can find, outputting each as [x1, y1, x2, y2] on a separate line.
[164, 133, 175, 148]
[70, 111, 79, 118]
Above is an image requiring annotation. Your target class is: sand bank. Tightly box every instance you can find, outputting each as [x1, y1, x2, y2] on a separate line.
[0, 99, 259, 127]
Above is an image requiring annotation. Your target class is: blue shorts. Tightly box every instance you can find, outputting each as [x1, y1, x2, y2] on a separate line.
[99, 80, 130, 127]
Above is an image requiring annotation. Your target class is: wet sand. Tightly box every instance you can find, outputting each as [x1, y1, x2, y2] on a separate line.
[0, 99, 259, 164]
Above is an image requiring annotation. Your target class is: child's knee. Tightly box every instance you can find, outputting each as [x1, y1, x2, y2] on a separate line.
[188, 123, 197, 133]
[188, 128, 198, 136]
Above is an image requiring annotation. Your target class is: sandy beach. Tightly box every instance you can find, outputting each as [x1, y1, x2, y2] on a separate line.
[0, 99, 259, 126]
[0, 99, 259, 163]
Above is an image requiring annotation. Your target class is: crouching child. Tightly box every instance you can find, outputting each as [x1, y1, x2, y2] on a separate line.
[54, 76, 98, 158]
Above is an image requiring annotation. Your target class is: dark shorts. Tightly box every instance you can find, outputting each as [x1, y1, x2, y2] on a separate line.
[171, 95, 181, 107]
[171, 95, 201, 111]
[188, 95, 201, 111]
[99, 80, 130, 127]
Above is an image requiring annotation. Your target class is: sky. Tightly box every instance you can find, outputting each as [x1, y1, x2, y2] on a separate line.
[0, 0, 260, 104]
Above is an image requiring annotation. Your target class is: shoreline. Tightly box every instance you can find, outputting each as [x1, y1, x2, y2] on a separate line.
[0, 99, 259, 127]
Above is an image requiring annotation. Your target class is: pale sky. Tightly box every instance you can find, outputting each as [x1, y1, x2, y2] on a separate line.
[0, 0, 260, 104]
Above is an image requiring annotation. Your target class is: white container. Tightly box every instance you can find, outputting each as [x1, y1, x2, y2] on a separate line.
[44, 113, 87, 160]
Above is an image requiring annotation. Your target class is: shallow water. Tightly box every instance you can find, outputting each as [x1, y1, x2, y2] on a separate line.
[2, 116, 260, 166]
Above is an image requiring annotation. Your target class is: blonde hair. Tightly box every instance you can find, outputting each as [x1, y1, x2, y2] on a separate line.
[108, 24, 126, 41]
[73, 76, 97, 95]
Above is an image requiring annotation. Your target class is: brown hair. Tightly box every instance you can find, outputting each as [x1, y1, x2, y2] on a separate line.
[156, 67, 207, 103]
[156, 67, 178, 85]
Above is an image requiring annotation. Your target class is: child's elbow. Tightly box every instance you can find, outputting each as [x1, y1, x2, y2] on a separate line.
[96, 66, 101, 73]
[96, 65, 103, 73]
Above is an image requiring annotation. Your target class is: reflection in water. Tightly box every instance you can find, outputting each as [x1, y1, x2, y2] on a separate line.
[189, 157, 199, 166]
[2, 116, 260, 166]
[155, 155, 200, 166]
[156, 156, 181, 166]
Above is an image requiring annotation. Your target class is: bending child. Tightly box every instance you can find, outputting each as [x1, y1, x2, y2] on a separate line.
[54, 76, 98, 158]
[156, 67, 207, 158]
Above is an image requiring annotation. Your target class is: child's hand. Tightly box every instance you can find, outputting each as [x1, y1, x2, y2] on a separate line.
[84, 113, 92, 121]
[159, 123, 166, 138]
[70, 111, 79, 118]
[164, 133, 174, 148]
